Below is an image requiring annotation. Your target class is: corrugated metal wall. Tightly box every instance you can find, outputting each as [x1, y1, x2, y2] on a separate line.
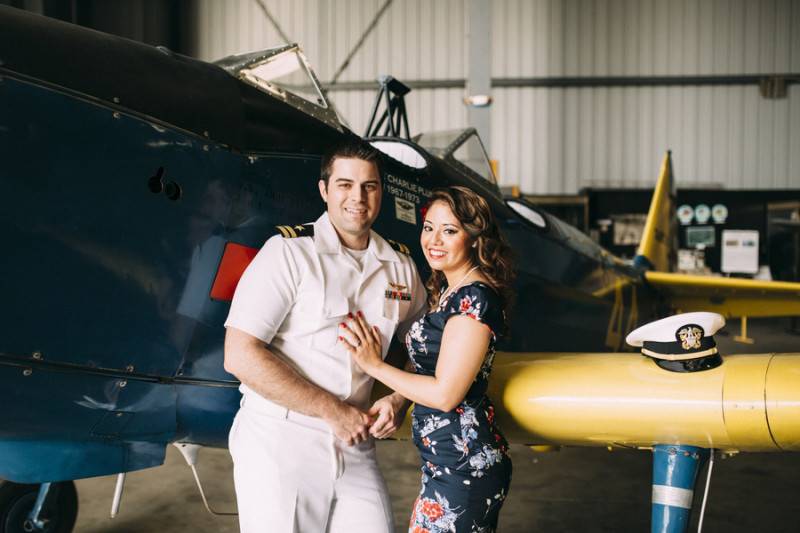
[191, 0, 800, 193]
[491, 0, 800, 192]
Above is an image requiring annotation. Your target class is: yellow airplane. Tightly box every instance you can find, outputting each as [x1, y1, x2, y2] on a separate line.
[491, 153, 800, 533]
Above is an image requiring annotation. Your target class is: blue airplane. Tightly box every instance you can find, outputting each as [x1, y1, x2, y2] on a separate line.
[2, 6, 799, 533]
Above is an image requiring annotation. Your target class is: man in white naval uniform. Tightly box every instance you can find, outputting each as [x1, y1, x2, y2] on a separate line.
[224, 143, 426, 533]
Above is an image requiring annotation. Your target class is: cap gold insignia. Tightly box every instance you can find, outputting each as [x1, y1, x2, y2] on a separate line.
[677, 326, 703, 350]
[389, 282, 407, 291]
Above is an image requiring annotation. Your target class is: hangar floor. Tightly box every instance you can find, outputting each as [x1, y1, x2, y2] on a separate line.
[73, 318, 800, 532]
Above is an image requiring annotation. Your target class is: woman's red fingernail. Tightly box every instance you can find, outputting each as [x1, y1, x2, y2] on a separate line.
[357, 311, 363, 317]
[348, 312, 353, 319]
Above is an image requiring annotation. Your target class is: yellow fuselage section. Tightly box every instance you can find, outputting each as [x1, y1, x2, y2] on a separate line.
[495, 352, 800, 452]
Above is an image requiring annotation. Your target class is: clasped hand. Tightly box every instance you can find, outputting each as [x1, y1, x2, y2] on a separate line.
[332, 312, 406, 444]
[338, 311, 383, 374]
[327, 392, 406, 445]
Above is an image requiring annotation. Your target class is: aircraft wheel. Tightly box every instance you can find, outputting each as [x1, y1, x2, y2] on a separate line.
[0, 481, 78, 533]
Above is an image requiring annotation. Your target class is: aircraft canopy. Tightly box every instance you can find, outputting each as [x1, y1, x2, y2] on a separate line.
[414, 128, 497, 186]
[216, 44, 344, 132]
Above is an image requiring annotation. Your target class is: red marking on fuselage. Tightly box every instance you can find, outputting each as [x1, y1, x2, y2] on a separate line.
[210, 242, 258, 301]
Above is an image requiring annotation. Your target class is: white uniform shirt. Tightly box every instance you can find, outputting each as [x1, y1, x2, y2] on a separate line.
[225, 212, 427, 411]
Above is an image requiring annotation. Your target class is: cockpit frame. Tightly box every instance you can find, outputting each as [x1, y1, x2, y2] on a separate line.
[215, 44, 343, 132]
[414, 127, 498, 188]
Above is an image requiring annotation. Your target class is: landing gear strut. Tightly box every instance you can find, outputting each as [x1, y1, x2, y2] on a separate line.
[651, 445, 710, 533]
[0, 481, 77, 533]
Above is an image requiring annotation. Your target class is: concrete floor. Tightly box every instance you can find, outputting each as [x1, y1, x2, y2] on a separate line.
[73, 318, 800, 532]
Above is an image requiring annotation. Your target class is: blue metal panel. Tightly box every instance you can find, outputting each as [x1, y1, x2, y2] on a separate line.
[0, 364, 174, 482]
[0, 367, 174, 441]
[175, 385, 241, 447]
[0, 76, 236, 376]
[0, 439, 166, 484]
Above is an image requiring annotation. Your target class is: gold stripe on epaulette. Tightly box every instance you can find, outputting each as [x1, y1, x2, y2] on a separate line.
[387, 239, 411, 255]
[276, 224, 313, 238]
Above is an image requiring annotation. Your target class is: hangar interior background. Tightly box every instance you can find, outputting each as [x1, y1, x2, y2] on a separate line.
[9, 0, 799, 194]
[2, 2, 800, 532]
[192, 0, 800, 195]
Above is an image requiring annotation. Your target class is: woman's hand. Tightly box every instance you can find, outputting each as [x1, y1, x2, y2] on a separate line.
[339, 311, 383, 375]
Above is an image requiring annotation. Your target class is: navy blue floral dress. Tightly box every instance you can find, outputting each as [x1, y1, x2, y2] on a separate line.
[405, 282, 512, 533]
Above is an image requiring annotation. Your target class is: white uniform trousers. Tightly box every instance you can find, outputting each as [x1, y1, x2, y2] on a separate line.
[229, 400, 394, 533]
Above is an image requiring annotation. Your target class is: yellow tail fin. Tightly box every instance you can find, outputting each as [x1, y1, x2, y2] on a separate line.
[634, 151, 675, 271]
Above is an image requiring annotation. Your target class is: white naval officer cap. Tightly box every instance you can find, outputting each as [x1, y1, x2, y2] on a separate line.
[626, 312, 726, 372]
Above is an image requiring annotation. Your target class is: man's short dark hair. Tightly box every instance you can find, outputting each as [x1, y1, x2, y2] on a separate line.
[320, 142, 381, 185]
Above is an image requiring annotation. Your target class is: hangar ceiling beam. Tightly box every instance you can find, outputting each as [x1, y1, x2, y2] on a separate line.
[253, 0, 292, 45]
[329, 0, 394, 87]
[322, 74, 800, 92]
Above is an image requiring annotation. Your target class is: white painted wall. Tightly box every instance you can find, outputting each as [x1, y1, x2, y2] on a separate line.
[191, 0, 800, 193]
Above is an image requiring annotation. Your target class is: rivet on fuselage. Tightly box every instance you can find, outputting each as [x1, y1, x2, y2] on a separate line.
[119, 380, 127, 388]
[113, 112, 121, 119]
[32, 351, 42, 360]
[126, 365, 134, 373]
[23, 369, 32, 377]
[113, 97, 120, 103]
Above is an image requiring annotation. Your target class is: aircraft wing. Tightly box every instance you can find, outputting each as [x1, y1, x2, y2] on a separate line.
[645, 271, 800, 317]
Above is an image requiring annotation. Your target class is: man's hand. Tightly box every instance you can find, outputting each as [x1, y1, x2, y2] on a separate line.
[323, 402, 374, 446]
[368, 393, 409, 440]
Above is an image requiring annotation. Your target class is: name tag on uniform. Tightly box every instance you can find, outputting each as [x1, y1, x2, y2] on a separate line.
[385, 282, 412, 301]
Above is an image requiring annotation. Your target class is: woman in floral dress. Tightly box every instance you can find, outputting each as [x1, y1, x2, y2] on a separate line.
[340, 186, 514, 532]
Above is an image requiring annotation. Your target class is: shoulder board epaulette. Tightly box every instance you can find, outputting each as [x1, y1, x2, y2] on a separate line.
[273, 223, 314, 239]
[387, 238, 411, 255]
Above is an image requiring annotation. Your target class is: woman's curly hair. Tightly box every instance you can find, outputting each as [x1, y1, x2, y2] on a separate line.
[423, 186, 515, 317]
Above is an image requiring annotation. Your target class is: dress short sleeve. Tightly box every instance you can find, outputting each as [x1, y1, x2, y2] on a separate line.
[442, 283, 503, 336]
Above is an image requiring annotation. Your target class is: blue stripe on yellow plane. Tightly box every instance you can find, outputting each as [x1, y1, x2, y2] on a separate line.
[0, 6, 799, 533]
